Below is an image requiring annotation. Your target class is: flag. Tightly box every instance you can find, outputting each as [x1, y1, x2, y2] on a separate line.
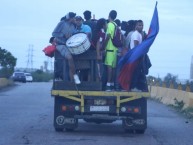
[118, 2, 159, 91]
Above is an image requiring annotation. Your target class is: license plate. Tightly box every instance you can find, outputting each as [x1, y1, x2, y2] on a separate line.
[94, 99, 107, 105]
[64, 118, 75, 124]
[90, 106, 109, 111]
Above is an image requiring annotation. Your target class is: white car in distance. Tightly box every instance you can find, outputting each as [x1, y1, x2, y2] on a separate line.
[25, 73, 33, 82]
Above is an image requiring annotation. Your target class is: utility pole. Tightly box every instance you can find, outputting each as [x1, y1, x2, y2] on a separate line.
[26, 44, 34, 72]
[51, 58, 53, 72]
[46, 56, 53, 72]
[44, 60, 48, 72]
[49, 58, 53, 72]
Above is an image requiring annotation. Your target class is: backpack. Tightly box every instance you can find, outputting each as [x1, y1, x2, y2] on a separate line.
[111, 22, 124, 48]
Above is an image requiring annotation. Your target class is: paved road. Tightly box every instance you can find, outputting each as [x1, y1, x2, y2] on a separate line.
[0, 82, 193, 145]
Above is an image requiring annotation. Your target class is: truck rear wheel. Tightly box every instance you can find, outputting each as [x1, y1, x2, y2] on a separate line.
[124, 129, 134, 133]
[65, 128, 75, 132]
[135, 129, 145, 134]
[55, 127, 64, 132]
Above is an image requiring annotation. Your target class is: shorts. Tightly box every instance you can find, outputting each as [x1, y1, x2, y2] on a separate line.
[56, 45, 72, 59]
[104, 49, 117, 68]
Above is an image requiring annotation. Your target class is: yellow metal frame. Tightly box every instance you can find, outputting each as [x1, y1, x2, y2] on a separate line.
[51, 90, 150, 113]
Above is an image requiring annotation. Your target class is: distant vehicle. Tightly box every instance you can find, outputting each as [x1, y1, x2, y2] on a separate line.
[11, 72, 26, 83]
[24, 73, 33, 82]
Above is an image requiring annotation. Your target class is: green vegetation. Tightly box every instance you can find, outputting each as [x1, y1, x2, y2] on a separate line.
[148, 73, 193, 118]
[147, 73, 193, 92]
[31, 70, 53, 82]
[182, 107, 193, 119]
[0, 47, 17, 78]
[174, 98, 184, 110]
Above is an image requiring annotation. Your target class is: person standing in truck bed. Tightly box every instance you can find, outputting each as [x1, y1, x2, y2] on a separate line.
[74, 15, 92, 81]
[93, 18, 107, 81]
[83, 10, 97, 49]
[104, 10, 118, 91]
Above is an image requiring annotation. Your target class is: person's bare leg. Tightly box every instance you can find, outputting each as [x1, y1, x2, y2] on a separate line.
[65, 54, 74, 80]
[67, 57, 75, 81]
[66, 56, 80, 84]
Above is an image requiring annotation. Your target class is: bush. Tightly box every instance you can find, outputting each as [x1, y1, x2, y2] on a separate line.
[31, 70, 53, 82]
[0, 67, 14, 78]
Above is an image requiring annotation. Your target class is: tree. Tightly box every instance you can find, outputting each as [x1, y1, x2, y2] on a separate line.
[0, 47, 17, 78]
[147, 75, 157, 85]
[164, 73, 178, 87]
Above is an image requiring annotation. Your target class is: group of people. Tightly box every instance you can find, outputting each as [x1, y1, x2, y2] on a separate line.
[51, 10, 150, 92]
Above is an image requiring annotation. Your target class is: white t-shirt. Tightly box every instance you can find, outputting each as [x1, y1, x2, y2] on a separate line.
[130, 30, 142, 49]
[125, 31, 134, 49]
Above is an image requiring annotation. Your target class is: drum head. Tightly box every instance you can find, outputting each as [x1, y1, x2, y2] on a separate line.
[66, 33, 91, 55]
[66, 33, 87, 47]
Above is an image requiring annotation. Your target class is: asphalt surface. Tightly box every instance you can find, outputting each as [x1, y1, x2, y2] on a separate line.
[0, 82, 193, 145]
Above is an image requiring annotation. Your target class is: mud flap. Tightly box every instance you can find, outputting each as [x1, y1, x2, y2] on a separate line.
[54, 115, 78, 131]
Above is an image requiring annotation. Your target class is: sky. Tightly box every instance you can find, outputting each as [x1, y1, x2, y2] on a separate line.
[0, 0, 193, 80]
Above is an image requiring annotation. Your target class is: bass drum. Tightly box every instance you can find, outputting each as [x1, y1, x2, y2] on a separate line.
[66, 33, 91, 55]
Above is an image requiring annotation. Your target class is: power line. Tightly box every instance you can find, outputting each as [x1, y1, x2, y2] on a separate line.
[26, 44, 34, 71]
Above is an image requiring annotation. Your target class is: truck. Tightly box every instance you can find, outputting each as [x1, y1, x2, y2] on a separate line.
[51, 49, 150, 134]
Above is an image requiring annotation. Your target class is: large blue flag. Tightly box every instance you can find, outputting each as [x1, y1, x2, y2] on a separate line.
[118, 2, 159, 90]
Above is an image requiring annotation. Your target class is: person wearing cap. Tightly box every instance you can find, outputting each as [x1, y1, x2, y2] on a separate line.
[75, 16, 92, 41]
[52, 12, 81, 84]
[74, 16, 92, 81]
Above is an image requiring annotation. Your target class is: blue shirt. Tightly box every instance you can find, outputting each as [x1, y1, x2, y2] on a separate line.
[76, 24, 92, 34]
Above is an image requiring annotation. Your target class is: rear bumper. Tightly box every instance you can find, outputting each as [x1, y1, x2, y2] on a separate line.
[51, 90, 150, 114]
[53, 90, 148, 130]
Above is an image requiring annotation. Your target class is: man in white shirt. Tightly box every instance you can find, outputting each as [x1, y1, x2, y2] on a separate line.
[129, 20, 144, 92]
[130, 20, 143, 49]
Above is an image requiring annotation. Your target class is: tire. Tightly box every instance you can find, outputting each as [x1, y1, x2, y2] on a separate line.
[65, 128, 74, 132]
[135, 129, 145, 134]
[124, 129, 134, 133]
[55, 127, 64, 132]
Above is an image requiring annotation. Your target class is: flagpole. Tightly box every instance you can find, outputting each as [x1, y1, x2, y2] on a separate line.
[118, 1, 159, 90]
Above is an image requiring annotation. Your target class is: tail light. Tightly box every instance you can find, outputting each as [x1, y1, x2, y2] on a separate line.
[62, 105, 67, 111]
[128, 107, 132, 113]
[121, 106, 141, 113]
[61, 105, 80, 111]
[133, 107, 140, 113]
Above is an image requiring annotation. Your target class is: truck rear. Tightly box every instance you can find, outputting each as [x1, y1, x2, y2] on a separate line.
[51, 50, 149, 134]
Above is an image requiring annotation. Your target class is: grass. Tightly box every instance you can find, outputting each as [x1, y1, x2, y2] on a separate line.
[148, 97, 193, 120]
